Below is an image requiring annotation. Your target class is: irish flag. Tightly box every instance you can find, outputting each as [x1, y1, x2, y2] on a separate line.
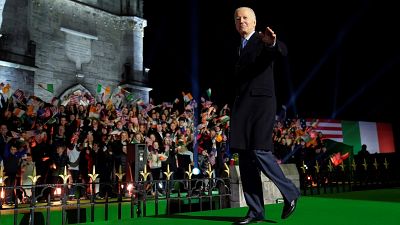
[307, 119, 395, 154]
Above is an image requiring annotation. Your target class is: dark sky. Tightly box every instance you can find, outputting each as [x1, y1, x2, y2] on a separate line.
[143, 0, 399, 128]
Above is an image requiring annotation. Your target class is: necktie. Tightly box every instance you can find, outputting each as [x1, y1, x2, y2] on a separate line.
[239, 38, 247, 56]
[241, 38, 248, 49]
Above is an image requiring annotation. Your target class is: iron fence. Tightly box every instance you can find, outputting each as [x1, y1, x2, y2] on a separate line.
[0, 176, 231, 225]
[298, 153, 400, 195]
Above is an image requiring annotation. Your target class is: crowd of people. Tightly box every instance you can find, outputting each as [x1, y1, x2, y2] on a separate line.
[0, 89, 233, 201]
[0, 87, 328, 202]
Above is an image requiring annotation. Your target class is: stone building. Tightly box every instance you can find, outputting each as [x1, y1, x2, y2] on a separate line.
[0, 0, 150, 104]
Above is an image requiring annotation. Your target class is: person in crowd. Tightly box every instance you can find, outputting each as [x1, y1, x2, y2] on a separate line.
[147, 141, 167, 195]
[20, 153, 35, 201]
[91, 142, 106, 197]
[4, 144, 20, 203]
[31, 131, 52, 199]
[53, 125, 67, 147]
[0, 124, 11, 159]
[358, 144, 370, 159]
[162, 134, 177, 177]
[67, 132, 81, 198]
[50, 144, 69, 198]
[90, 119, 102, 143]
[131, 132, 144, 144]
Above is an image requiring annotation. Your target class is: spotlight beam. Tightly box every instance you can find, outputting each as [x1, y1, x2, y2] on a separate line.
[286, 4, 367, 111]
[332, 55, 400, 118]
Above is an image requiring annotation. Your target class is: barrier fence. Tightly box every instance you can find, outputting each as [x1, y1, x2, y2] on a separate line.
[298, 153, 400, 195]
[0, 177, 231, 225]
[1, 153, 399, 225]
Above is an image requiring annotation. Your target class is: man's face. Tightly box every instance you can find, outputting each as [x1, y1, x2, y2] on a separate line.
[58, 126, 65, 135]
[235, 8, 256, 37]
[10, 146, 17, 155]
[0, 125, 7, 135]
[57, 146, 65, 154]
[93, 143, 99, 151]
[60, 117, 67, 125]
[92, 120, 98, 127]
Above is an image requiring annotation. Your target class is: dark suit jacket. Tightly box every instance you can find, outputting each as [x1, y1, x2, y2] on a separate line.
[230, 33, 286, 152]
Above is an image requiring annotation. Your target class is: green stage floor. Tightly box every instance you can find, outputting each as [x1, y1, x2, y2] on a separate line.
[1, 188, 399, 225]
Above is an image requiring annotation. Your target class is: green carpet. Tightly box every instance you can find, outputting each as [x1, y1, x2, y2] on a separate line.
[1, 188, 399, 225]
[311, 188, 400, 202]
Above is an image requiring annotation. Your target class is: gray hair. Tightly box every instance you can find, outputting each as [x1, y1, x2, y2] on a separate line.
[234, 7, 256, 21]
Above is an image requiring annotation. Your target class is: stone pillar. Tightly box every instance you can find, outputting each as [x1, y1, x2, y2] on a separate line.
[121, 16, 151, 104]
[132, 16, 147, 84]
[0, 0, 6, 31]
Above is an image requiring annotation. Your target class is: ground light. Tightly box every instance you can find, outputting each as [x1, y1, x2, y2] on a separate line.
[192, 167, 201, 175]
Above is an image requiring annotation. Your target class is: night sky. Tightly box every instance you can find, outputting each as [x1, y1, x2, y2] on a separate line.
[143, 0, 399, 129]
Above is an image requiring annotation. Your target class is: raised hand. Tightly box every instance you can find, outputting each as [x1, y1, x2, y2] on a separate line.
[258, 26, 276, 46]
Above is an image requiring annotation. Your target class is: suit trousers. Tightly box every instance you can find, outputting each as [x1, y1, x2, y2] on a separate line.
[238, 150, 300, 219]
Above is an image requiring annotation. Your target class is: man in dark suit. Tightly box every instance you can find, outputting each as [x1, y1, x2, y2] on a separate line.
[0, 124, 11, 161]
[230, 7, 300, 224]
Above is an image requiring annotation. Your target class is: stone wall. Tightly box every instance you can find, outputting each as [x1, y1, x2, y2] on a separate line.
[1, 0, 148, 103]
[0, 65, 34, 97]
[30, 0, 134, 101]
[230, 164, 300, 207]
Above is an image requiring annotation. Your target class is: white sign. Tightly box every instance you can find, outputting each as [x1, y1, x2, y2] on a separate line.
[60, 27, 98, 70]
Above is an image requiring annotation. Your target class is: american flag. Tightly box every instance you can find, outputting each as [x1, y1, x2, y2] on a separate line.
[49, 106, 59, 116]
[88, 96, 95, 104]
[13, 89, 25, 102]
[306, 119, 343, 142]
[70, 95, 80, 105]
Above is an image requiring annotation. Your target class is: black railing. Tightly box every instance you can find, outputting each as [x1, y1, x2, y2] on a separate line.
[1, 153, 399, 224]
[0, 177, 231, 225]
[298, 153, 400, 195]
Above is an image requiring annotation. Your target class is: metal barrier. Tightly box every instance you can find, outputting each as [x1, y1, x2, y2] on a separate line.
[0, 169, 231, 225]
[298, 153, 400, 195]
[1, 153, 399, 224]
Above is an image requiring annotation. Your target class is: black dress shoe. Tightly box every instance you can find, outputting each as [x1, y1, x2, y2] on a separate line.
[234, 216, 264, 225]
[281, 198, 297, 219]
